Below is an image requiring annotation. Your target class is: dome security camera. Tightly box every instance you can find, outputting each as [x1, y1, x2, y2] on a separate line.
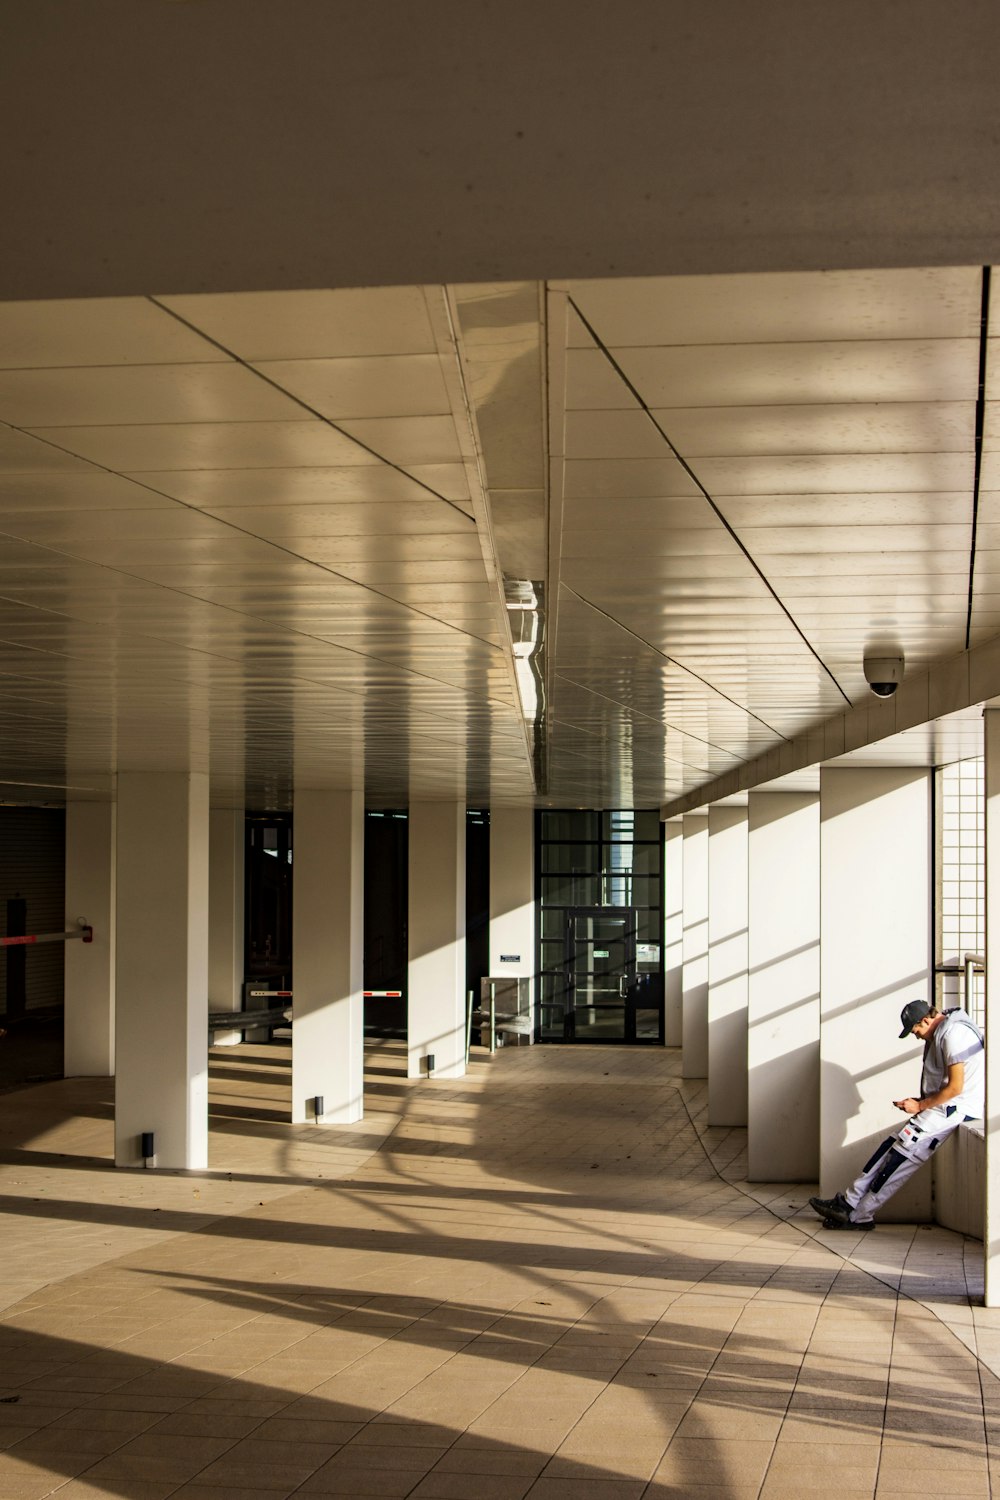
[863, 653, 904, 698]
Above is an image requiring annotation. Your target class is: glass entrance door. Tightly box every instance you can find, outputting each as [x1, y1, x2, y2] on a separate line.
[565, 908, 635, 1041]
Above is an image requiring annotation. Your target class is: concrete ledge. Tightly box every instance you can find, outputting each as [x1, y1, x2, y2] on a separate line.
[933, 1121, 984, 1240]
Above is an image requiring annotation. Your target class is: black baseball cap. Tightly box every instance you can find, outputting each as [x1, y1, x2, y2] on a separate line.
[899, 1000, 932, 1038]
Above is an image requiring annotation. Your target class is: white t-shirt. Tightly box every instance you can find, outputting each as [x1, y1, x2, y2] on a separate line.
[920, 1008, 985, 1119]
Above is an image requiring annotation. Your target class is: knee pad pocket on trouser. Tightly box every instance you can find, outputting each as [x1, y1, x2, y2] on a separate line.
[870, 1147, 907, 1195]
[863, 1137, 897, 1174]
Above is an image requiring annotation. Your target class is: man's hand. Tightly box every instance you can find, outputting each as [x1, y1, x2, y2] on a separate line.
[893, 1097, 922, 1113]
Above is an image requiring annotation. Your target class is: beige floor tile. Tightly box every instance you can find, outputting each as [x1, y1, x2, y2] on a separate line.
[168, 1487, 297, 1500]
[298, 1469, 432, 1495]
[46, 1482, 179, 1500]
[644, 1487, 761, 1500]
[525, 1480, 647, 1498]
[0, 1044, 993, 1500]
[410, 1475, 534, 1498]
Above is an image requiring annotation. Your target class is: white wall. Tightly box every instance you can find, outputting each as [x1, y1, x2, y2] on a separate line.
[707, 805, 748, 1126]
[489, 806, 535, 1032]
[115, 772, 209, 1170]
[664, 820, 683, 1047]
[682, 814, 709, 1078]
[934, 1123, 984, 1241]
[408, 801, 466, 1079]
[984, 708, 1000, 1303]
[819, 766, 932, 1218]
[747, 791, 819, 1182]
[291, 789, 364, 1124]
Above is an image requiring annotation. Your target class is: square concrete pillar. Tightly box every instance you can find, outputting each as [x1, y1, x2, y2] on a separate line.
[409, 801, 466, 1079]
[682, 813, 709, 1078]
[708, 804, 748, 1126]
[747, 790, 819, 1181]
[819, 766, 932, 1218]
[985, 709, 1000, 1303]
[292, 789, 364, 1124]
[115, 771, 209, 1169]
[664, 820, 683, 1047]
[208, 807, 245, 1046]
[64, 801, 116, 1078]
[489, 806, 535, 1034]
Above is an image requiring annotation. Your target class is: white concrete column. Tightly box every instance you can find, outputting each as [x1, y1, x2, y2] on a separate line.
[291, 789, 364, 1124]
[819, 766, 932, 1217]
[64, 801, 116, 1077]
[115, 771, 209, 1169]
[682, 813, 709, 1078]
[664, 820, 683, 1047]
[984, 710, 1000, 1303]
[489, 806, 535, 1033]
[208, 808, 245, 1047]
[408, 801, 466, 1079]
[747, 790, 820, 1181]
[708, 804, 748, 1126]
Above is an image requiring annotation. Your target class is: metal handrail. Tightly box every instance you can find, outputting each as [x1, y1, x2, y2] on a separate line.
[934, 952, 984, 1014]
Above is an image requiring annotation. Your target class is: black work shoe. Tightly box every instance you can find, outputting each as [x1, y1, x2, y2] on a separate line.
[822, 1215, 875, 1232]
[809, 1192, 850, 1221]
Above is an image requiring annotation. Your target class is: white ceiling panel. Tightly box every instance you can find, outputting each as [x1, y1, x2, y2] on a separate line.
[158, 287, 437, 361]
[28, 420, 378, 472]
[564, 349, 640, 411]
[732, 523, 970, 553]
[0, 424, 95, 473]
[975, 491, 1000, 522]
[0, 506, 237, 544]
[560, 528, 742, 558]
[0, 364, 303, 427]
[0, 297, 228, 369]
[563, 458, 702, 499]
[695, 452, 975, 495]
[333, 416, 464, 463]
[0, 272, 987, 809]
[192, 502, 473, 539]
[718, 492, 970, 527]
[403, 465, 472, 502]
[133, 466, 443, 508]
[254, 355, 452, 420]
[756, 549, 970, 576]
[36, 535, 287, 567]
[776, 571, 971, 597]
[661, 401, 973, 458]
[614, 341, 979, 409]
[0, 472, 174, 511]
[563, 496, 716, 529]
[564, 409, 670, 459]
[564, 269, 981, 347]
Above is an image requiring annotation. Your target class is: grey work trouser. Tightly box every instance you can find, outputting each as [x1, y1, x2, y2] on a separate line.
[844, 1106, 976, 1224]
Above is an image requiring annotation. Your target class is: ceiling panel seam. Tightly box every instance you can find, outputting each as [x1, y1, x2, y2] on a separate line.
[0, 524, 519, 712]
[559, 583, 783, 742]
[566, 295, 853, 708]
[552, 670, 732, 764]
[146, 297, 475, 523]
[965, 265, 991, 649]
[0, 418, 513, 686]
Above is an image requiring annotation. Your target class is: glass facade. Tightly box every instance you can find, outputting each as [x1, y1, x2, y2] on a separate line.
[536, 810, 664, 1043]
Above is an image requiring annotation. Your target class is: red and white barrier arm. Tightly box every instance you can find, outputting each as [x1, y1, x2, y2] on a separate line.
[0, 924, 92, 947]
[364, 990, 402, 997]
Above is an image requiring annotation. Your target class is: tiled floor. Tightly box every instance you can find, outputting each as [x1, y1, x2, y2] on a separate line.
[0, 1041, 998, 1499]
